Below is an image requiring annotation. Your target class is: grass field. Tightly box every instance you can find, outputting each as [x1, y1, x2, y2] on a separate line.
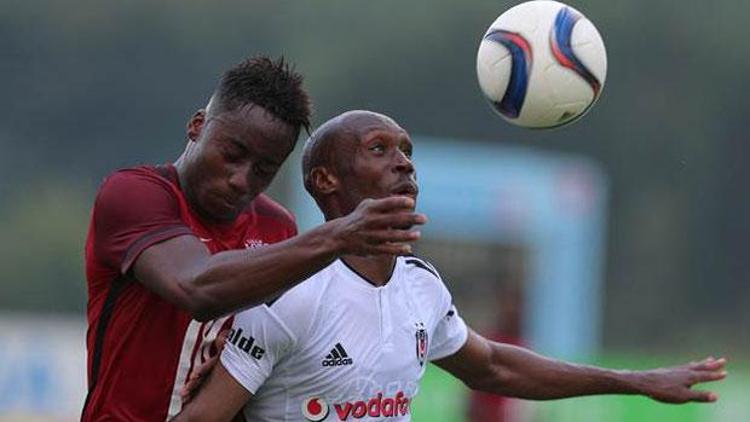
[412, 356, 748, 422]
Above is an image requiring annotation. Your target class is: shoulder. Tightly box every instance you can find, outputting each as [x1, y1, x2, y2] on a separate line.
[402, 255, 442, 281]
[94, 165, 181, 218]
[101, 165, 170, 185]
[97, 165, 176, 202]
[400, 255, 453, 316]
[261, 265, 334, 341]
[245, 193, 297, 238]
[250, 194, 296, 223]
[231, 303, 296, 347]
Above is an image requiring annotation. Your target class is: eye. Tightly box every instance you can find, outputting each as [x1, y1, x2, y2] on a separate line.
[221, 144, 245, 163]
[369, 143, 385, 154]
[400, 144, 413, 158]
[253, 162, 277, 177]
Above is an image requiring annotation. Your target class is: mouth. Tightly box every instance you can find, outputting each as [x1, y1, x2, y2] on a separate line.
[215, 193, 247, 214]
[390, 181, 419, 200]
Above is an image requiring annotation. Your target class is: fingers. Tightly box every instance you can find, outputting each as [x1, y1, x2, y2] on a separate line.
[180, 376, 199, 402]
[180, 353, 222, 403]
[364, 196, 417, 212]
[344, 213, 426, 256]
[336, 197, 429, 256]
[351, 236, 415, 256]
[365, 228, 422, 243]
[359, 213, 426, 233]
[702, 371, 728, 382]
[378, 212, 428, 229]
[353, 228, 424, 256]
[216, 329, 230, 351]
[690, 368, 728, 384]
[691, 357, 726, 371]
[358, 198, 428, 227]
[195, 355, 219, 377]
[687, 389, 719, 403]
[369, 242, 415, 256]
[358, 234, 420, 256]
[682, 357, 727, 403]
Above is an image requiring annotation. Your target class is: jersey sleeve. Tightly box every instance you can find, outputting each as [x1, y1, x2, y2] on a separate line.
[92, 168, 193, 274]
[427, 296, 469, 361]
[220, 306, 296, 394]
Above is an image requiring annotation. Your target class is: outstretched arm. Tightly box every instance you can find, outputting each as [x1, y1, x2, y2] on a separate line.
[135, 196, 426, 321]
[434, 329, 727, 403]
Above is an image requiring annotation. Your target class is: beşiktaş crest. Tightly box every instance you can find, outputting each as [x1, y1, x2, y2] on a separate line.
[415, 322, 428, 366]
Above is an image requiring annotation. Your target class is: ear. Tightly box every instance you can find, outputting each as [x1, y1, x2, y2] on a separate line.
[186, 109, 206, 142]
[310, 166, 339, 195]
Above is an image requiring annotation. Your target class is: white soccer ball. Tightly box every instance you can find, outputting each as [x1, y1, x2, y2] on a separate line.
[476, 0, 607, 129]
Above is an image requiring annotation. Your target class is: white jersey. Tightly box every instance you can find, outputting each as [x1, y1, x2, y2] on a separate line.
[220, 256, 469, 421]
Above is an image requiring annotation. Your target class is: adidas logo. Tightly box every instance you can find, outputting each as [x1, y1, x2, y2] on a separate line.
[321, 343, 353, 367]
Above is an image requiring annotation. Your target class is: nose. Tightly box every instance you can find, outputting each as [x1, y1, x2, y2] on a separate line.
[228, 164, 251, 195]
[394, 150, 414, 175]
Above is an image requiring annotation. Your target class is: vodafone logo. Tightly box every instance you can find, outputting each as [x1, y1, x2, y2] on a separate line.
[302, 397, 329, 421]
[302, 392, 410, 420]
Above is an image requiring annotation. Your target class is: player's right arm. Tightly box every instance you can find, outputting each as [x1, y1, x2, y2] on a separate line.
[96, 170, 426, 321]
[136, 196, 425, 321]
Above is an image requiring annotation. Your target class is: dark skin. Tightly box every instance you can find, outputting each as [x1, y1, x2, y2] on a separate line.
[175, 111, 727, 421]
[307, 111, 419, 284]
[133, 102, 427, 323]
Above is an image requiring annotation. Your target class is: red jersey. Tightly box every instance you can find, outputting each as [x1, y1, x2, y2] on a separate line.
[82, 164, 297, 421]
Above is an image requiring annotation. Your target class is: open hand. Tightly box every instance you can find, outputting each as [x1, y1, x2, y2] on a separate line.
[639, 356, 727, 403]
[330, 196, 427, 256]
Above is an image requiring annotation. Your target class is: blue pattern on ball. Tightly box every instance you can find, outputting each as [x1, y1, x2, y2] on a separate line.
[483, 29, 532, 119]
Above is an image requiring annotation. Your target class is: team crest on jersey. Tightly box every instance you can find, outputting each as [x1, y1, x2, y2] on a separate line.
[244, 239, 268, 249]
[415, 322, 428, 366]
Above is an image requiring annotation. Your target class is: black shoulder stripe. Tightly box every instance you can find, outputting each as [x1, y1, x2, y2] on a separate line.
[265, 289, 290, 308]
[405, 258, 440, 280]
[405, 254, 440, 273]
[266, 293, 284, 308]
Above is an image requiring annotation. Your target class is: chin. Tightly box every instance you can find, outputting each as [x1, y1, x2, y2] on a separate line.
[195, 202, 239, 224]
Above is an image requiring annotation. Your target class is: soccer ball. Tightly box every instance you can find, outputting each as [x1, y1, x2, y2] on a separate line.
[476, 0, 607, 129]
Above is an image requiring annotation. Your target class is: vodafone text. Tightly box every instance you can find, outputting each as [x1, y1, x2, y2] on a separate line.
[322, 392, 411, 420]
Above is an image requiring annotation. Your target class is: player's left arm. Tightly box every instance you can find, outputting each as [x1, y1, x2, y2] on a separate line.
[172, 361, 251, 422]
[434, 329, 727, 403]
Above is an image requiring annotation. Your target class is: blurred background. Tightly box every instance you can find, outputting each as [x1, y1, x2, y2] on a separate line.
[1, 0, 748, 420]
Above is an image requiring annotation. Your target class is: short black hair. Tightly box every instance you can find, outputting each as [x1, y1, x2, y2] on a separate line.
[213, 55, 312, 136]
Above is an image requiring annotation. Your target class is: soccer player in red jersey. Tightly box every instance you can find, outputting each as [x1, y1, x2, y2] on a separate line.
[82, 59, 426, 421]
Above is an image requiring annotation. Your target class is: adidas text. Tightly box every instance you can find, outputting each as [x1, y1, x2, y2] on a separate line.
[322, 357, 353, 367]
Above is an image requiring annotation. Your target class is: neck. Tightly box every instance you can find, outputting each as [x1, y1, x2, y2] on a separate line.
[172, 147, 229, 227]
[341, 254, 396, 287]
[173, 146, 189, 184]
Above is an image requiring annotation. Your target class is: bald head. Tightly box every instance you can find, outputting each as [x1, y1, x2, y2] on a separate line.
[302, 110, 403, 199]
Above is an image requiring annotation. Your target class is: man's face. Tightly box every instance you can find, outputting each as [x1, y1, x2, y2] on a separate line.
[184, 104, 296, 223]
[338, 119, 418, 212]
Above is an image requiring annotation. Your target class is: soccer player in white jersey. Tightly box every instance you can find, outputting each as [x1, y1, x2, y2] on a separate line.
[174, 111, 727, 422]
